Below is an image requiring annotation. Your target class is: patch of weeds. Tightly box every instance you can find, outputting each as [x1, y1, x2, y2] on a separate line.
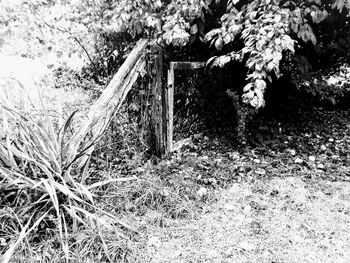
[10, 229, 134, 263]
[52, 66, 107, 95]
[92, 113, 148, 170]
[0, 81, 137, 263]
[97, 168, 216, 226]
[104, 174, 191, 219]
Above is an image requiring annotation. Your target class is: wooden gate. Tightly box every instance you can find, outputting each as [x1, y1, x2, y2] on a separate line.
[68, 39, 207, 165]
[151, 48, 206, 156]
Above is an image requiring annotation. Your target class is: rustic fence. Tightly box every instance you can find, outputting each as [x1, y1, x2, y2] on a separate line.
[69, 39, 207, 165]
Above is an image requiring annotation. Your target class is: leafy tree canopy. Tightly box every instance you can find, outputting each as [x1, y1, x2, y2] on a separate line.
[108, 0, 350, 108]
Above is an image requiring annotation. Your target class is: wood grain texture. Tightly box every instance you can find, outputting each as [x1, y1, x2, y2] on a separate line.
[67, 39, 148, 167]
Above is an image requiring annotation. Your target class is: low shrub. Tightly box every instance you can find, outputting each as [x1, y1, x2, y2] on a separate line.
[0, 78, 135, 262]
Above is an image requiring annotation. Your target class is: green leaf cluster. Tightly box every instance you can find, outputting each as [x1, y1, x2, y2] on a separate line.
[109, 0, 349, 108]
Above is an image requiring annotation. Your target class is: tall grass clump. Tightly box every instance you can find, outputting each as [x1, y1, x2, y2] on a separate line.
[0, 76, 135, 263]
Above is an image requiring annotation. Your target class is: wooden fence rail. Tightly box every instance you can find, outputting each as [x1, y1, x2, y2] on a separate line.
[163, 61, 206, 154]
[66, 38, 206, 166]
[67, 39, 148, 167]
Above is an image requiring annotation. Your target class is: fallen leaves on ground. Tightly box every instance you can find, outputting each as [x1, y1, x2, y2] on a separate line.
[130, 105, 350, 262]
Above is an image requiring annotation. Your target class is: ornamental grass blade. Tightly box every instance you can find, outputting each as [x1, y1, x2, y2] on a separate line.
[61, 212, 70, 261]
[53, 181, 85, 204]
[0, 212, 48, 263]
[93, 206, 138, 234]
[96, 223, 112, 263]
[41, 179, 60, 215]
[16, 117, 59, 167]
[2, 105, 59, 160]
[59, 110, 77, 146]
[37, 88, 57, 147]
[63, 205, 90, 229]
[0, 148, 12, 168]
[41, 179, 63, 241]
[75, 183, 95, 203]
[87, 177, 137, 190]
[0, 168, 37, 188]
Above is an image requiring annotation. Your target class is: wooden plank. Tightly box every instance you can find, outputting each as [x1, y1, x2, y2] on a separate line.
[76, 59, 146, 168]
[67, 39, 148, 166]
[172, 61, 206, 70]
[151, 45, 164, 156]
[165, 63, 175, 154]
[159, 61, 205, 155]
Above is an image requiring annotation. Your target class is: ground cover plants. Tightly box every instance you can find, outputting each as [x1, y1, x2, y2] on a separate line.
[2, 69, 350, 261]
[0, 69, 139, 262]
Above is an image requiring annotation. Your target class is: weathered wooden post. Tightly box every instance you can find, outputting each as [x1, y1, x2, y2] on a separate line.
[150, 44, 166, 156]
[165, 62, 206, 155]
[67, 39, 148, 167]
[151, 59, 207, 156]
[150, 45, 175, 156]
[165, 62, 174, 154]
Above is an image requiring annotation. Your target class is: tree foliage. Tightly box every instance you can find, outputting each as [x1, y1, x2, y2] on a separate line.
[108, 0, 350, 108]
[0, 0, 108, 70]
[1, 0, 349, 108]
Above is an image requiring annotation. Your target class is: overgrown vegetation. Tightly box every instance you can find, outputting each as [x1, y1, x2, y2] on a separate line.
[1, 0, 350, 262]
[0, 75, 139, 262]
[108, 0, 350, 107]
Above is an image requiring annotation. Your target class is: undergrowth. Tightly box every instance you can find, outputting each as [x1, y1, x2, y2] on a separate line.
[0, 77, 136, 263]
[0, 69, 216, 263]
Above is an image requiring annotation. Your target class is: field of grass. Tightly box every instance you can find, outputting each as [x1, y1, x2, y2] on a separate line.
[141, 177, 350, 263]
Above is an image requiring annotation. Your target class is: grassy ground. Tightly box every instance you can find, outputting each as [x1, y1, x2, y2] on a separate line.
[2, 55, 350, 263]
[126, 105, 350, 263]
[140, 178, 350, 263]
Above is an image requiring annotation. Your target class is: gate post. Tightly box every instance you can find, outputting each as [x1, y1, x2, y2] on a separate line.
[150, 45, 174, 156]
[151, 58, 206, 156]
[165, 62, 174, 155]
[151, 45, 166, 156]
